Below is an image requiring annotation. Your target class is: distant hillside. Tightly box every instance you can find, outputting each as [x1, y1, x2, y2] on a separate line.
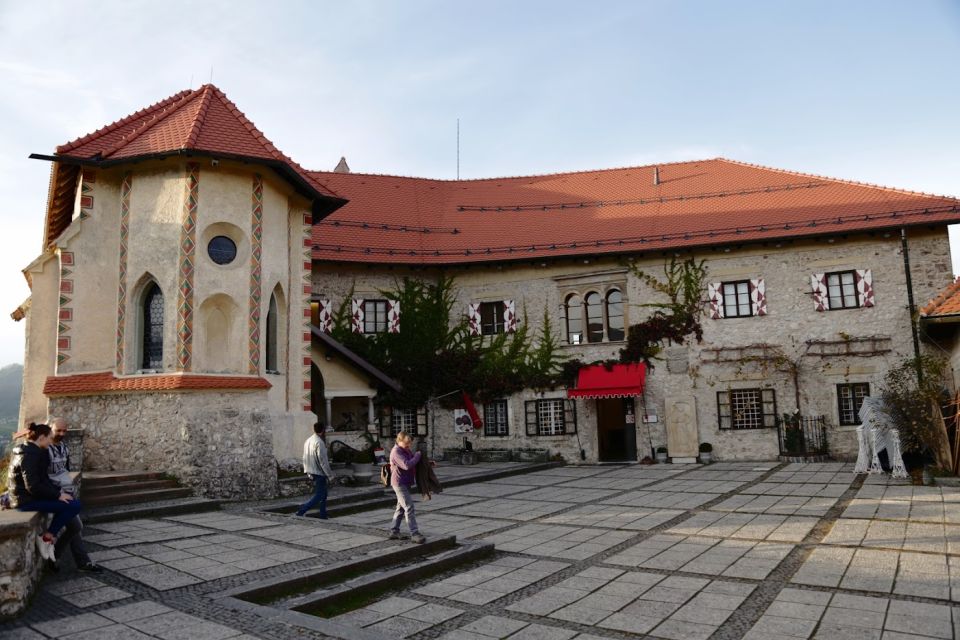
[0, 363, 23, 424]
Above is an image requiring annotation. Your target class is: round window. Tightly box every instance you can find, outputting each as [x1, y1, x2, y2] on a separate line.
[207, 236, 237, 265]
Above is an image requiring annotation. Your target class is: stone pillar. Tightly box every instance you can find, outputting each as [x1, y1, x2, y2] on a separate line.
[325, 398, 332, 428]
[368, 397, 375, 428]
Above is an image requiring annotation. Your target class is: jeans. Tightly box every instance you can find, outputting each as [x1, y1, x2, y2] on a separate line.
[54, 516, 91, 567]
[18, 499, 82, 537]
[390, 484, 418, 534]
[297, 474, 328, 518]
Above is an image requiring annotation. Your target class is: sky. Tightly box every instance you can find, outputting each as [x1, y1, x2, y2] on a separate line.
[1, 0, 959, 366]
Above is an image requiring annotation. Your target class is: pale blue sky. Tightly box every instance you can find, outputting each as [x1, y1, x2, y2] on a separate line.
[1, 1, 959, 365]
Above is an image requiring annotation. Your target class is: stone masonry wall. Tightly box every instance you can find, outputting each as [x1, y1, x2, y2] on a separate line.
[313, 228, 954, 463]
[0, 512, 44, 620]
[50, 391, 278, 499]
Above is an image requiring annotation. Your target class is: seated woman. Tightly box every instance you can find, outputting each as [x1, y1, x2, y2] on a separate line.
[8, 422, 82, 561]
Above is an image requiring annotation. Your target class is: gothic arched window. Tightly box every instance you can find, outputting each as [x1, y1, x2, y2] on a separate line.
[141, 283, 163, 369]
[606, 289, 624, 341]
[565, 294, 583, 344]
[266, 292, 279, 373]
[585, 291, 603, 343]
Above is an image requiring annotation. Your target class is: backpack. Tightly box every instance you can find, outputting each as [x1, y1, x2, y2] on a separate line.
[379, 464, 391, 487]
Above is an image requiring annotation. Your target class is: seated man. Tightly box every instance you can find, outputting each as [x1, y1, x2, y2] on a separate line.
[46, 417, 101, 573]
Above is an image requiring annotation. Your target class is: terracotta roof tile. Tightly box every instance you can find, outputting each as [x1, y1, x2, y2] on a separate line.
[309, 158, 960, 265]
[921, 278, 960, 317]
[43, 372, 271, 396]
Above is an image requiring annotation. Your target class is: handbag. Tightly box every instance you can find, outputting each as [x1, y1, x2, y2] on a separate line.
[379, 464, 391, 487]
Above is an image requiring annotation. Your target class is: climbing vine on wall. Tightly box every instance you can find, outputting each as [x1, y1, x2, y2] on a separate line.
[330, 277, 568, 409]
[619, 256, 708, 367]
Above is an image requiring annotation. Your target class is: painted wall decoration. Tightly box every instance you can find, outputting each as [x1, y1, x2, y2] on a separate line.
[115, 171, 132, 369]
[249, 174, 264, 373]
[176, 162, 200, 371]
[57, 251, 74, 367]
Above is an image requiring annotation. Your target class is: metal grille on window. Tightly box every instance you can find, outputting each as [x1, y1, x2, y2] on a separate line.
[838, 383, 870, 425]
[392, 408, 416, 436]
[718, 389, 776, 429]
[142, 283, 163, 369]
[827, 271, 858, 309]
[363, 299, 388, 333]
[538, 399, 565, 435]
[484, 399, 509, 436]
[722, 281, 752, 318]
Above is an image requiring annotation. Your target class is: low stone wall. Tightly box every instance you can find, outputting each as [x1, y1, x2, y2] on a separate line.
[50, 392, 278, 500]
[0, 511, 44, 619]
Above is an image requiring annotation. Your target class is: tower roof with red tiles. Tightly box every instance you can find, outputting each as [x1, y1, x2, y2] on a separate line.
[308, 159, 960, 265]
[37, 84, 345, 246]
[921, 278, 960, 319]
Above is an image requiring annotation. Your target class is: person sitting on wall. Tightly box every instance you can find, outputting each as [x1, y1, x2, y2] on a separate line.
[8, 422, 83, 564]
[296, 422, 336, 518]
[45, 417, 101, 572]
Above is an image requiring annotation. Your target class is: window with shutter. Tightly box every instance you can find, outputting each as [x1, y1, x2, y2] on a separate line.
[316, 298, 332, 333]
[707, 282, 724, 319]
[504, 299, 517, 333]
[467, 303, 481, 336]
[351, 298, 365, 333]
[479, 301, 506, 335]
[717, 389, 776, 429]
[825, 271, 859, 310]
[387, 300, 401, 333]
[525, 399, 577, 435]
[855, 269, 875, 307]
[361, 299, 388, 333]
[720, 281, 752, 318]
[749, 278, 767, 316]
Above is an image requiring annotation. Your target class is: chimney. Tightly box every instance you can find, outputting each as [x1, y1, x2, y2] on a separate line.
[333, 156, 350, 173]
[653, 166, 660, 186]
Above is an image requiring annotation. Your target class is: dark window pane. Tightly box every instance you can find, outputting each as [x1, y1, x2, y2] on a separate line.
[142, 283, 163, 369]
[566, 294, 582, 344]
[364, 299, 388, 333]
[207, 236, 237, 265]
[606, 290, 624, 341]
[585, 292, 603, 343]
[480, 301, 505, 335]
[266, 294, 278, 372]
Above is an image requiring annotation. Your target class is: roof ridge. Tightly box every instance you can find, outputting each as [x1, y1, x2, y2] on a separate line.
[56, 88, 195, 154]
[184, 85, 215, 148]
[308, 157, 719, 183]
[98, 87, 204, 159]
[716, 158, 960, 202]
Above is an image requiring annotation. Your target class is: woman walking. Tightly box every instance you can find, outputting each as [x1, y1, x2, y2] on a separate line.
[388, 431, 425, 544]
[9, 422, 83, 561]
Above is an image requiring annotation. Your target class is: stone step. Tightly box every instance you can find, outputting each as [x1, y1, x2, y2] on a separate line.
[83, 487, 193, 508]
[84, 496, 222, 525]
[83, 479, 181, 497]
[82, 471, 169, 487]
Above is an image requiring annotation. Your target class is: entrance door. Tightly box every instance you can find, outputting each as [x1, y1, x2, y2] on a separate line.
[597, 398, 637, 462]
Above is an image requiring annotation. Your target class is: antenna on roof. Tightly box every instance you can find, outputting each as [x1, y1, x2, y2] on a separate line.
[456, 118, 460, 181]
[209, 67, 214, 84]
[654, 166, 660, 186]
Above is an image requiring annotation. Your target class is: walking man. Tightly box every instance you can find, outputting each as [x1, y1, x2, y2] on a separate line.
[297, 422, 335, 518]
[47, 417, 101, 573]
[388, 431, 425, 544]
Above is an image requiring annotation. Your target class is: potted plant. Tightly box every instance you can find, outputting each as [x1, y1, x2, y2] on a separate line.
[698, 442, 713, 464]
[656, 446, 668, 463]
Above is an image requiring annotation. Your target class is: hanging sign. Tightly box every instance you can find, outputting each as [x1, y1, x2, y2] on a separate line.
[454, 409, 474, 433]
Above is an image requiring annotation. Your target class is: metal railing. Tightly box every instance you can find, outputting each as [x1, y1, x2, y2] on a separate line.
[776, 415, 828, 457]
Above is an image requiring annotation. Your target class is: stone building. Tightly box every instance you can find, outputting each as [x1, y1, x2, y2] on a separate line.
[13, 85, 960, 498]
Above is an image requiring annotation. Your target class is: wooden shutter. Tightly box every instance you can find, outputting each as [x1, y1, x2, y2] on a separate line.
[351, 298, 364, 333]
[749, 279, 767, 316]
[504, 300, 517, 333]
[810, 274, 827, 312]
[387, 299, 401, 333]
[467, 303, 481, 336]
[316, 299, 332, 333]
[855, 269, 874, 308]
[707, 282, 724, 319]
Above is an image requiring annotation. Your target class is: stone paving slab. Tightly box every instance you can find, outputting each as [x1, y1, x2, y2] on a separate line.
[843, 484, 960, 523]
[792, 545, 960, 600]
[667, 510, 819, 542]
[657, 479, 752, 493]
[823, 518, 960, 554]
[506, 566, 754, 639]
[605, 533, 792, 579]
[483, 524, 635, 560]
[83, 519, 212, 547]
[600, 489, 715, 509]
[439, 615, 609, 639]
[444, 483, 538, 498]
[492, 486, 622, 504]
[444, 498, 574, 521]
[742, 481, 849, 497]
[243, 523, 384, 550]
[414, 556, 569, 604]
[330, 596, 463, 637]
[542, 504, 685, 530]
[555, 475, 664, 490]
[744, 587, 957, 640]
[337, 509, 513, 538]
[711, 493, 839, 516]
[163, 513, 283, 532]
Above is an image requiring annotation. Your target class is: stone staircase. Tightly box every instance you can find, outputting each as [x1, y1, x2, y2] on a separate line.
[82, 471, 193, 508]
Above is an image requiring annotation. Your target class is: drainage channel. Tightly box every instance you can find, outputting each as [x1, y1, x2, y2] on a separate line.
[209, 536, 493, 640]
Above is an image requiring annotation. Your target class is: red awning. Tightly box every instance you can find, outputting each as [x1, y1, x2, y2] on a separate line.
[567, 363, 646, 399]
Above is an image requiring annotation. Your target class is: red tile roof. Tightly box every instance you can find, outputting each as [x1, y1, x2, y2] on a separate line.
[43, 372, 271, 396]
[39, 84, 345, 246]
[921, 278, 960, 318]
[309, 159, 960, 265]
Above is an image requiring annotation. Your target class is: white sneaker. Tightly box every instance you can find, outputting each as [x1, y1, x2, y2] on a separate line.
[36, 535, 55, 561]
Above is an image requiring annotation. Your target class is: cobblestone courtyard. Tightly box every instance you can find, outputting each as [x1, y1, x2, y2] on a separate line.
[6, 461, 960, 639]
